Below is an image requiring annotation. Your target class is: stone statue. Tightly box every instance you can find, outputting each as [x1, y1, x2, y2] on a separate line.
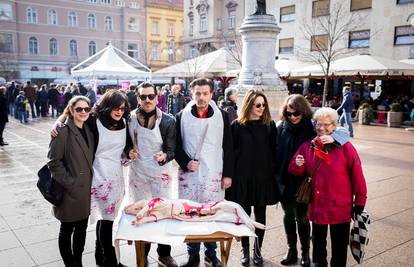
[253, 0, 266, 15]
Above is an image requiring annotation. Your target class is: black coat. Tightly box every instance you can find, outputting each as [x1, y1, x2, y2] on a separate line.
[0, 94, 8, 123]
[226, 120, 278, 207]
[275, 119, 315, 201]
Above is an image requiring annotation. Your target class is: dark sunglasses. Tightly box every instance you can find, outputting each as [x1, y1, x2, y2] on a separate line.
[286, 111, 301, 117]
[74, 107, 91, 113]
[255, 103, 266, 108]
[112, 107, 126, 112]
[139, 94, 156, 101]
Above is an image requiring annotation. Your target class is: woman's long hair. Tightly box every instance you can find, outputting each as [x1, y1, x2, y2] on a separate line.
[63, 96, 90, 117]
[238, 89, 271, 125]
[93, 89, 130, 119]
[279, 94, 313, 121]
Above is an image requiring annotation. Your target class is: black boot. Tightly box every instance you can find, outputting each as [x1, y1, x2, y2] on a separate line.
[280, 247, 298, 265]
[298, 217, 311, 267]
[300, 250, 310, 267]
[253, 242, 263, 266]
[240, 246, 250, 266]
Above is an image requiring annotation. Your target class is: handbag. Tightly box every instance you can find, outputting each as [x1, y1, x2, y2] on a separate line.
[295, 159, 322, 204]
[37, 164, 64, 206]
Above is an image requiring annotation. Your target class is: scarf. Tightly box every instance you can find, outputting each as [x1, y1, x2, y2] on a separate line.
[138, 107, 157, 128]
[311, 136, 332, 164]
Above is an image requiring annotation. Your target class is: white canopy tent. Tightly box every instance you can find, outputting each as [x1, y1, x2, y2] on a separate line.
[153, 48, 240, 78]
[291, 54, 414, 78]
[71, 43, 151, 80]
[400, 59, 414, 65]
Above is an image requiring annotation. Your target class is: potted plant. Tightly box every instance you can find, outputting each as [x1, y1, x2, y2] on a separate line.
[387, 103, 403, 127]
[358, 103, 374, 125]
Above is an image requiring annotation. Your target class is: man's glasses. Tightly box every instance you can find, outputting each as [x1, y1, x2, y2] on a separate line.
[112, 107, 126, 112]
[255, 103, 266, 108]
[74, 107, 91, 113]
[139, 94, 156, 101]
[286, 111, 301, 117]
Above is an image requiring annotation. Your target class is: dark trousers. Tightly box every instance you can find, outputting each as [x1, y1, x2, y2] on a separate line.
[187, 242, 217, 258]
[281, 200, 310, 252]
[312, 222, 350, 267]
[58, 218, 88, 267]
[0, 121, 5, 143]
[144, 243, 172, 257]
[95, 220, 118, 267]
[240, 205, 266, 250]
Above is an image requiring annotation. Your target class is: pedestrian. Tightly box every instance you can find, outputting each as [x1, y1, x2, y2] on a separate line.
[127, 82, 177, 267]
[57, 86, 65, 115]
[38, 84, 49, 117]
[276, 95, 349, 267]
[7, 81, 16, 115]
[47, 96, 94, 267]
[0, 86, 9, 146]
[167, 84, 186, 116]
[156, 86, 167, 112]
[24, 81, 37, 119]
[85, 85, 97, 108]
[226, 89, 278, 266]
[13, 83, 21, 119]
[51, 89, 134, 267]
[337, 86, 354, 137]
[63, 86, 73, 110]
[15, 91, 28, 123]
[288, 107, 367, 267]
[175, 78, 234, 267]
[48, 84, 59, 118]
[219, 87, 238, 123]
[127, 85, 137, 110]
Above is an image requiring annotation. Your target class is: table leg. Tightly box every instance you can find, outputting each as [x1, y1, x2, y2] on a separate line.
[219, 238, 233, 267]
[135, 241, 146, 267]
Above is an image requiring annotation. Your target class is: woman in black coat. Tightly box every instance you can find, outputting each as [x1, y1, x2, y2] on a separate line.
[0, 86, 9, 146]
[226, 89, 278, 266]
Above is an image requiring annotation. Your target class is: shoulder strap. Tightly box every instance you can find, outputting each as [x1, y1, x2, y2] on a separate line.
[309, 158, 322, 178]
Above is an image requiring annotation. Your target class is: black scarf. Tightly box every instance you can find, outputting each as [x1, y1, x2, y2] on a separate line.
[99, 113, 124, 130]
[138, 107, 156, 128]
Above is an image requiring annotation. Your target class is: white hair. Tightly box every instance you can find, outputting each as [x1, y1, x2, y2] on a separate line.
[313, 107, 339, 126]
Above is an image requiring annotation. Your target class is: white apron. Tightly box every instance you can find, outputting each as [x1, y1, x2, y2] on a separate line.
[90, 119, 126, 223]
[127, 109, 173, 203]
[178, 100, 224, 203]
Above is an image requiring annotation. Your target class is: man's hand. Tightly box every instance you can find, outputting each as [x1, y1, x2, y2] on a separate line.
[222, 177, 232, 189]
[50, 121, 64, 137]
[295, 155, 305, 167]
[153, 151, 167, 163]
[129, 149, 139, 160]
[319, 135, 335, 144]
[187, 160, 200, 172]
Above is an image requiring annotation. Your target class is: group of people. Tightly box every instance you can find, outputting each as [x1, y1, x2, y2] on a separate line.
[46, 77, 367, 267]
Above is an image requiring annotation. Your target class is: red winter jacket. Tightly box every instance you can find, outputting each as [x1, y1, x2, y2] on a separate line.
[288, 141, 367, 225]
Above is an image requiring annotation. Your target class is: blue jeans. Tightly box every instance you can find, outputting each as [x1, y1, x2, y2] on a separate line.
[187, 242, 217, 258]
[29, 101, 37, 118]
[339, 112, 353, 137]
[19, 110, 28, 123]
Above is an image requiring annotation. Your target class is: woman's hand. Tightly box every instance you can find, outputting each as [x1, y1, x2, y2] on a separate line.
[295, 154, 305, 166]
[50, 121, 64, 137]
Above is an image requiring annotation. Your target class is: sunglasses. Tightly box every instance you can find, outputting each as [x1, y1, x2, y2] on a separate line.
[112, 107, 126, 112]
[286, 111, 301, 117]
[74, 107, 91, 113]
[139, 94, 156, 101]
[255, 103, 266, 108]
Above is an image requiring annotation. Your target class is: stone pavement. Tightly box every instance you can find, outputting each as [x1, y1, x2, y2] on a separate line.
[0, 117, 414, 267]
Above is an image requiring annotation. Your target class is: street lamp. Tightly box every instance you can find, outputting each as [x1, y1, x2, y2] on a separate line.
[162, 38, 182, 84]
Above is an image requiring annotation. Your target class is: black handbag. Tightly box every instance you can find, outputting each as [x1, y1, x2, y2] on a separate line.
[37, 164, 64, 206]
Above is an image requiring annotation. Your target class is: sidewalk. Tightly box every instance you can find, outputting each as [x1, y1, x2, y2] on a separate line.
[0, 117, 413, 266]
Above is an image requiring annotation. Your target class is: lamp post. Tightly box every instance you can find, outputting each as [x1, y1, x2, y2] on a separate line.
[162, 38, 182, 85]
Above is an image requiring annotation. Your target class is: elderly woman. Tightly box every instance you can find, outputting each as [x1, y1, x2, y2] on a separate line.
[288, 107, 367, 267]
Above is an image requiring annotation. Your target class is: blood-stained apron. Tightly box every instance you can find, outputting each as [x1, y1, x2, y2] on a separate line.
[178, 100, 224, 203]
[127, 109, 173, 203]
[90, 119, 126, 223]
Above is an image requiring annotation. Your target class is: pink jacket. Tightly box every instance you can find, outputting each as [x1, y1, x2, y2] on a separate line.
[288, 141, 367, 225]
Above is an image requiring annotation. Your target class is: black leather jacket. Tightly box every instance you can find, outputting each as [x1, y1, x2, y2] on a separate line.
[158, 112, 176, 164]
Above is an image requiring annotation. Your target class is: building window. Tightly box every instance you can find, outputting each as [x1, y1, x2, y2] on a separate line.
[152, 21, 159, 34]
[48, 9, 58, 25]
[228, 11, 236, 29]
[68, 11, 77, 27]
[228, 40, 236, 50]
[116, 0, 125, 6]
[397, 0, 414, 3]
[152, 44, 160, 60]
[29, 37, 38, 55]
[129, 2, 139, 9]
[190, 46, 197, 58]
[49, 38, 58, 55]
[216, 18, 222, 31]
[394, 26, 414, 45]
[200, 15, 207, 32]
[189, 14, 194, 36]
[27, 7, 37, 24]
[128, 43, 139, 59]
[101, 0, 112, 4]
[69, 40, 78, 56]
[168, 23, 175, 36]
[88, 14, 96, 29]
[127, 17, 139, 31]
[0, 33, 13, 53]
[0, 3, 13, 21]
[312, 0, 330, 17]
[311, 34, 329, 51]
[349, 30, 370, 48]
[280, 5, 295, 22]
[279, 38, 294, 54]
[105, 16, 113, 31]
[89, 41, 96, 56]
[350, 0, 371, 11]
[88, 0, 97, 3]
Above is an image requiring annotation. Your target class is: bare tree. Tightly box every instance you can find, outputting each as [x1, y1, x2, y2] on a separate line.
[183, 51, 204, 80]
[217, 30, 243, 67]
[297, 1, 365, 106]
